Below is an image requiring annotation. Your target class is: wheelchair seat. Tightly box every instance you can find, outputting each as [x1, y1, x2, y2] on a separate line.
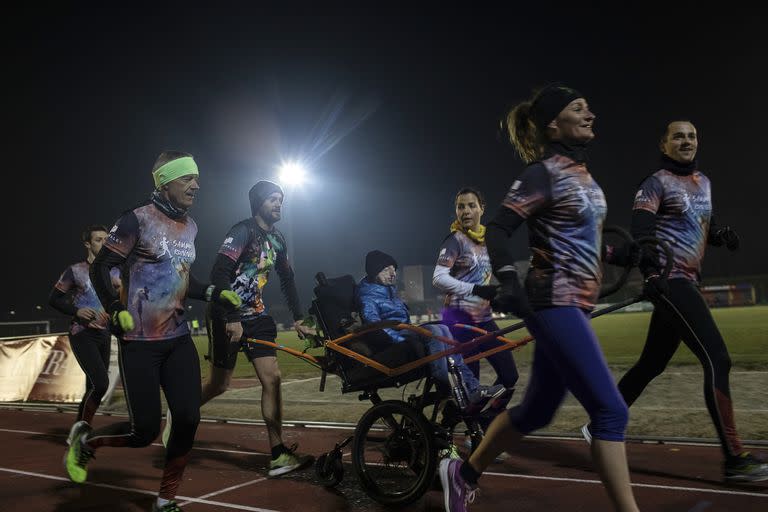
[309, 272, 427, 393]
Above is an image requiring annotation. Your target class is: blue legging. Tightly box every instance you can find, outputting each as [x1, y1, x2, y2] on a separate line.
[402, 323, 480, 393]
[509, 307, 628, 442]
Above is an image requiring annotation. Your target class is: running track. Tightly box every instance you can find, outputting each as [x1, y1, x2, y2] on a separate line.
[0, 409, 766, 511]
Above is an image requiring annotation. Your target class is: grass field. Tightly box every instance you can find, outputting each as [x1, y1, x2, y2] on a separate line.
[131, 305, 768, 439]
[191, 305, 768, 380]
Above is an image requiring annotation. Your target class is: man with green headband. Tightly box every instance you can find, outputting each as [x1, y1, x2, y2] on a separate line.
[63, 151, 241, 512]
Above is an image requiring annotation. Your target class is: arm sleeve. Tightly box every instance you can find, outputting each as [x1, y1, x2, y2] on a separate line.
[210, 253, 239, 291]
[432, 265, 475, 296]
[48, 287, 77, 316]
[90, 212, 137, 311]
[432, 235, 475, 296]
[90, 247, 128, 312]
[187, 273, 210, 301]
[51, 267, 77, 314]
[631, 175, 665, 275]
[209, 223, 248, 318]
[486, 208, 527, 273]
[631, 208, 661, 276]
[630, 208, 657, 240]
[707, 205, 723, 246]
[274, 234, 303, 321]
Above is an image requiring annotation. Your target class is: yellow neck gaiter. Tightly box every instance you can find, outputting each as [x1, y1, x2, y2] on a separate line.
[450, 220, 486, 244]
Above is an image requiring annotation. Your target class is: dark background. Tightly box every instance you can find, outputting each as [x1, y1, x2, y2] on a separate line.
[2, 5, 765, 325]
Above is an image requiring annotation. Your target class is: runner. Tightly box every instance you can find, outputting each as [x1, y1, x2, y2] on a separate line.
[440, 84, 639, 512]
[49, 225, 121, 445]
[169, 180, 313, 477]
[63, 151, 241, 512]
[583, 120, 768, 482]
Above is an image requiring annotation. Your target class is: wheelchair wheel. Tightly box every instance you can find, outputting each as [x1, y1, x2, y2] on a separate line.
[315, 452, 344, 487]
[352, 400, 437, 507]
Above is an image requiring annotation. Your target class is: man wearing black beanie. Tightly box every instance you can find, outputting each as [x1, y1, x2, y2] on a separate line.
[162, 179, 314, 477]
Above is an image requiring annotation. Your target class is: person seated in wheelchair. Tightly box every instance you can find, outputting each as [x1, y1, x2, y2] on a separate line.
[356, 250, 506, 409]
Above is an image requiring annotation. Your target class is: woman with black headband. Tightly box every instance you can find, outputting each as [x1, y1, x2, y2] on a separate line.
[440, 85, 639, 512]
[581, 120, 768, 483]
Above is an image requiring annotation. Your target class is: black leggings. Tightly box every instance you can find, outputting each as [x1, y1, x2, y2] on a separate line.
[87, 334, 201, 499]
[617, 278, 742, 458]
[69, 328, 111, 424]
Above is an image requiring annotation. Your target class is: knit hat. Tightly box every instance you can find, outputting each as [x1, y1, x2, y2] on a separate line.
[365, 250, 398, 279]
[249, 180, 284, 216]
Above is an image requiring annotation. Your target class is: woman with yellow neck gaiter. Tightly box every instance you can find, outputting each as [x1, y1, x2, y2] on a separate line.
[432, 187, 519, 426]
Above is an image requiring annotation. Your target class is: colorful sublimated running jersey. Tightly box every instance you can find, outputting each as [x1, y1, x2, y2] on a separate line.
[436, 231, 493, 322]
[55, 262, 121, 335]
[105, 203, 197, 341]
[217, 218, 295, 320]
[633, 168, 712, 281]
[502, 152, 607, 310]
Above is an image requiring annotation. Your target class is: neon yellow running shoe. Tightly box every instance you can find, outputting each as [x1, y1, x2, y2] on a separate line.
[63, 433, 94, 483]
[268, 445, 313, 477]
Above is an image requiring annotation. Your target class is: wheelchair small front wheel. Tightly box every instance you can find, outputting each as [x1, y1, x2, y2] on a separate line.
[352, 400, 437, 507]
[315, 452, 344, 487]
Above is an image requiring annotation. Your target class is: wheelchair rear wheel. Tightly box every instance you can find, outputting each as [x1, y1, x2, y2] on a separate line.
[352, 400, 437, 507]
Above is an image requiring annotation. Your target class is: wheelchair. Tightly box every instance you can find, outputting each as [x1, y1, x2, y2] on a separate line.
[240, 227, 670, 507]
[304, 271, 525, 506]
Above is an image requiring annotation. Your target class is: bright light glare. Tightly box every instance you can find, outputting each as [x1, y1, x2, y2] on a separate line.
[278, 161, 307, 186]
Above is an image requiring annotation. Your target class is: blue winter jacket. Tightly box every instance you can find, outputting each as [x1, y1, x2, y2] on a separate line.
[356, 277, 409, 343]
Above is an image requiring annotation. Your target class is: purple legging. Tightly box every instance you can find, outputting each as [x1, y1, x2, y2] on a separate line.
[441, 307, 519, 389]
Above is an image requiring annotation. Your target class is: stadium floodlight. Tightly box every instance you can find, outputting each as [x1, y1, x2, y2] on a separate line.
[278, 160, 307, 187]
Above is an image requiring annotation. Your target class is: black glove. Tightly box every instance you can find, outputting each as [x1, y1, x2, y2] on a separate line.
[490, 269, 532, 318]
[642, 274, 669, 304]
[472, 284, 499, 301]
[605, 241, 641, 267]
[712, 227, 740, 251]
[638, 244, 664, 277]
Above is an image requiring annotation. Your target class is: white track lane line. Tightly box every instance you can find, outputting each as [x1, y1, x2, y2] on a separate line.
[0, 467, 280, 511]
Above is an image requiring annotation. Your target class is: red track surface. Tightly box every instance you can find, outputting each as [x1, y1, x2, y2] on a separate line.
[0, 409, 766, 511]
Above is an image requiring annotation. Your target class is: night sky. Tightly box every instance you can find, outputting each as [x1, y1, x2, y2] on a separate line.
[2, 6, 766, 322]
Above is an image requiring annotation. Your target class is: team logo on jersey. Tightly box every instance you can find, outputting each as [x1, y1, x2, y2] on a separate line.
[157, 235, 195, 262]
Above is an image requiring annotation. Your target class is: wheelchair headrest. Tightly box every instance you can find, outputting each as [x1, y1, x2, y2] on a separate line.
[311, 273, 358, 339]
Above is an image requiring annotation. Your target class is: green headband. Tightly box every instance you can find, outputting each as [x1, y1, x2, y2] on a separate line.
[152, 157, 199, 188]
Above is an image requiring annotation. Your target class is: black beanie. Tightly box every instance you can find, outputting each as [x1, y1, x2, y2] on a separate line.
[249, 180, 284, 216]
[365, 250, 398, 279]
[530, 84, 583, 130]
